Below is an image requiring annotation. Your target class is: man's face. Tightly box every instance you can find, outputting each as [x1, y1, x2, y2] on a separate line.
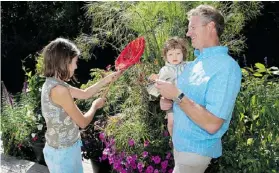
[186, 16, 209, 50]
[166, 48, 183, 65]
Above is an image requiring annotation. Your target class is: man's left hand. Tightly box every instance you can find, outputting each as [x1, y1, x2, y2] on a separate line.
[155, 80, 180, 100]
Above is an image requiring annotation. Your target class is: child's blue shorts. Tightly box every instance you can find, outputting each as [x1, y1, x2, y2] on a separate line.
[43, 139, 83, 173]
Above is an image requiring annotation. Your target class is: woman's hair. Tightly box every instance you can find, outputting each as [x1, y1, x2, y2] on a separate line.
[42, 38, 80, 81]
[162, 37, 189, 61]
[187, 5, 225, 38]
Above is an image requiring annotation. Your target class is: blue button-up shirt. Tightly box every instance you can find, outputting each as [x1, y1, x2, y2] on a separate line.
[173, 46, 242, 158]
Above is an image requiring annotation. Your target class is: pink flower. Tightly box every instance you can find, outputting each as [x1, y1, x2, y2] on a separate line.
[154, 169, 159, 173]
[163, 130, 169, 137]
[145, 165, 154, 173]
[166, 152, 172, 159]
[128, 139, 135, 147]
[152, 156, 161, 164]
[99, 132, 105, 142]
[161, 160, 168, 169]
[17, 143, 22, 150]
[144, 140, 149, 147]
[168, 168, 173, 173]
[32, 136, 38, 142]
[106, 64, 112, 71]
[137, 162, 144, 172]
[142, 151, 148, 158]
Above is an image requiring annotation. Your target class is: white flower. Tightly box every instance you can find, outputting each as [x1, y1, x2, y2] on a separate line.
[37, 124, 43, 130]
[32, 116, 37, 121]
[27, 110, 32, 116]
[39, 88, 42, 92]
[38, 114, 42, 120]
[31, 133, 36, 138]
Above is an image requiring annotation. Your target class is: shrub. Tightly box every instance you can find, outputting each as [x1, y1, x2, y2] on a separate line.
[207, 63, 279, 173]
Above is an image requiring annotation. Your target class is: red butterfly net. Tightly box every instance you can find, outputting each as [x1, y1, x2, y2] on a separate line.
[102, 36, 145, 98]
[115, 36, 145, 71]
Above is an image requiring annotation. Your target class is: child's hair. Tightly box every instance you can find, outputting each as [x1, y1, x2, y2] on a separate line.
[162, 36, 188, 61]
[42, 38, 80, 81]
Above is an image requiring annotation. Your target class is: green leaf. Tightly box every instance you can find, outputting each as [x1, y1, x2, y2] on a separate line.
[253, 73, 263, 77]
[272, 71, 279, 75]
[255, 63, 266, 71]
[247, 138, 254, 145]
[270, 66, 278, 70]
[251, 95, 256, 106]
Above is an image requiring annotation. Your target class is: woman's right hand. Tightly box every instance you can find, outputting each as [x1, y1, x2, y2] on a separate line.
[92, 98, 106, 110]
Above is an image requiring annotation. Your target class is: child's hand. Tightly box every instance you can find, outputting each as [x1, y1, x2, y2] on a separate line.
[148, 74, 159, 82]
[105, 70, 123, 83]
[92, 98, 106, 110]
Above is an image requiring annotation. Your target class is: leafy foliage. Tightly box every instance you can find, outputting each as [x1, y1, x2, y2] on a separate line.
[207, 63, 279, 173]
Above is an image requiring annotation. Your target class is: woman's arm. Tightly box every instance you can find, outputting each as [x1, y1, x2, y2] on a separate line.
[69, 71, 122, 100]
[51, 85, 105, 128]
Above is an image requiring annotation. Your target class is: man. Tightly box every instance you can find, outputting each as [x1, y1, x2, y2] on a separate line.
[155, 5, 242, 173]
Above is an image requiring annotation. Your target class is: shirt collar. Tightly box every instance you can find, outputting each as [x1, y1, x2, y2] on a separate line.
[194, 46, 228, 59]
[165, 61, 187, 67]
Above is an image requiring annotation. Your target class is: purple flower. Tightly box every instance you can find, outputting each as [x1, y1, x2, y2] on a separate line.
[22, 81, 28, 93]
[145, 165, 154, 173]
[264, 56, 268, 67]
[163, 130, 169, 137]
[144, 140, 149, 147]
[120, 168, 127, 173]
[131, 162, 137, 169]
[99, 132, 105, 142]
[126, 156, 134, 164]
[166, 152, 172, 159]
[137, 162, 144, 172]
[161, 160, 168, 169]
[142, 151, 148, 158]
[154, 169, 159, 173]
[128, 139, 135, 147]
[101, 154, 107, 160]
[168, 168, 173, 173]
[152, 156, 161, 164]
[103, 148, 110, 155]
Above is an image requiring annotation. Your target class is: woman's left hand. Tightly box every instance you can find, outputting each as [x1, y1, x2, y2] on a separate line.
[105, 70, 123, 83]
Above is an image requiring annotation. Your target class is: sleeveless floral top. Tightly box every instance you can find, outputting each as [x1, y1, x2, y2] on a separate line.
[41, 77, 80, 148]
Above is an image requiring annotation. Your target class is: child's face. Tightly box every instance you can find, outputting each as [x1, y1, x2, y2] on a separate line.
[166, 48, 183, 65]
[68, 56, 78, 77]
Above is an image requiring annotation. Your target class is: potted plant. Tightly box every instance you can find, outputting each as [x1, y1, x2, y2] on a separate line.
[80, 115, 111, 173]
[29, 110, 47, 165]
[1, 92, 38, 161]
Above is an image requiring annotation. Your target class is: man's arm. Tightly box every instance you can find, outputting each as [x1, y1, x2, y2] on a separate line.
[156, 62, 242, 134]
[177, 96, 224, 134]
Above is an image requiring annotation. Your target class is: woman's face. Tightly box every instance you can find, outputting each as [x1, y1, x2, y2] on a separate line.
[68, 56, 78, 78]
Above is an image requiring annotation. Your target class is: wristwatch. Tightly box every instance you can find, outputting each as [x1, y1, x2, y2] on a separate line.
[173, 92, 185, 104]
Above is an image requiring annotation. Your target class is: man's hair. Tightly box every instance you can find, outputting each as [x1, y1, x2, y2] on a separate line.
[187, 5, 225, 37]
[42, 38, 80, 81]
[162, 37, 188, 61]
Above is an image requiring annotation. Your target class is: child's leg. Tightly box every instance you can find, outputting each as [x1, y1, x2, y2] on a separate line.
[167, 112, 174, 137]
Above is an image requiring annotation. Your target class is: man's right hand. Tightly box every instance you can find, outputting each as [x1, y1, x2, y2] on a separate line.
[160, 97, 173, 110]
